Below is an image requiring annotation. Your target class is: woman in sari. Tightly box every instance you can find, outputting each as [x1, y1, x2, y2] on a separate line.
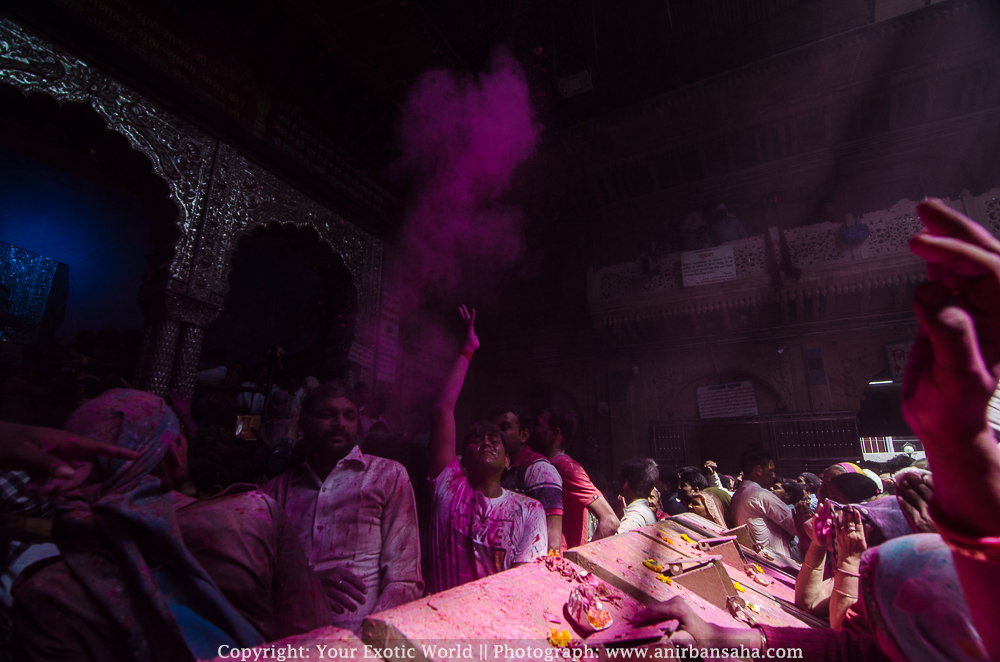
[13, 389, 329, 662]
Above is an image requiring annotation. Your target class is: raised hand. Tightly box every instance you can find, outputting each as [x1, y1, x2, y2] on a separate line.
[904, 199, 1000, 441]
[0, 422, 139, 496]
[896, 471, 937, 534]
[458, 304, 479, 354]
[833, 506, 867, 565]
[167, 389, 192, 418]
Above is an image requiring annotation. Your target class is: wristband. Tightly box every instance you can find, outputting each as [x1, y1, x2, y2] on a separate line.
[930, 498, 1000, 564]
[460, 349, 474, 361]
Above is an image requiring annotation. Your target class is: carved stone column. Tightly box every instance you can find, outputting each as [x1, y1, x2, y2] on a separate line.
[140, 319, 181, 397]
[170, 324, 205, 400]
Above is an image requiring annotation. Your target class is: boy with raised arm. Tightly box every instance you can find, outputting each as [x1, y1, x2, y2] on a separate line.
[427, 306, 547, 593]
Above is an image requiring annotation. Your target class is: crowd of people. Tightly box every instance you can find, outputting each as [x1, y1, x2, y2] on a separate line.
[0, 199, 997, 661]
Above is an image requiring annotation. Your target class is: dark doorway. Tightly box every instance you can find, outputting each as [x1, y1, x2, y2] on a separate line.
[203, 223, 358, 382]
[857, 382, 912, 437]
[694, 422, 766, 477]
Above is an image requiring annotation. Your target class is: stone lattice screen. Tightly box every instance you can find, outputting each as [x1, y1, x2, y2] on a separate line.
[593, 191, 1000, 304]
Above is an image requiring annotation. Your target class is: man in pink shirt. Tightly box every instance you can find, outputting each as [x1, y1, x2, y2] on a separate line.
[262, 384, 423, 633]
[532, 407, 620, 548]
[428, 306, 547, 592]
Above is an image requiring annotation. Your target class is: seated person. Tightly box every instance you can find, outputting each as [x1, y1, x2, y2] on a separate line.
[427, 306, 546, 592]
[13, 389, 329, 661]
[676, 466, 727, 528]
[261, 384, 422, 634]
[616, 458, 658, 534]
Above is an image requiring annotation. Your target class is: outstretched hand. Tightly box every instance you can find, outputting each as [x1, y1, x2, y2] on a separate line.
[896, 471, 937, 534]
[168, 389, 192, 418]
[904, 199, 1000, 441]
[0, 422, 138, 496]
[459, 304, 479, 354]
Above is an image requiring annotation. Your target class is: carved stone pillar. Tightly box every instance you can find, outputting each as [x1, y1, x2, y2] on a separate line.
[140, 319, 181, 397]
[170, 324, 206, 400]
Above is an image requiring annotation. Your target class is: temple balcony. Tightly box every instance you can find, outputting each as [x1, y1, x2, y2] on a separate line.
[587, 190, 1000, 340]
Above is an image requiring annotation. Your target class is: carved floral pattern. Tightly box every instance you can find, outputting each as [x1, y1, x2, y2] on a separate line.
[0, 17, 384, 392]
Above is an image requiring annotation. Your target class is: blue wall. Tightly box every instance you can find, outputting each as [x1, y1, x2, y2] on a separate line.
[0, 149, 151, 340]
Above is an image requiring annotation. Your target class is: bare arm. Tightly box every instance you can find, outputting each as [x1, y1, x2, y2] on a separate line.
[589, 495, 620, 541]
[829, 508, 864, 631]
[904, 199, 1000, 659]
[545, 514, 562, 553]
[794, 518, 832, 615]
[428, 306, 478, 479]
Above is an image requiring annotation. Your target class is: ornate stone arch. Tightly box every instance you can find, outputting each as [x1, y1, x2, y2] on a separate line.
[0, 17, 383, 397]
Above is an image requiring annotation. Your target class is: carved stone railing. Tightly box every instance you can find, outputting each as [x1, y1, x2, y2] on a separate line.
[588, 189, 1000, 328]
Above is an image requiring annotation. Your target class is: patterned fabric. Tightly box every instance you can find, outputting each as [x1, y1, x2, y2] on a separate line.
[261, 446, 423, 634]
[0, 471, 50, 516]
[19, 389, 264, 662]
[551, 452, 603, 548]
[501, 447, 563, 515]
[429, 457, 546, 593]
[861, 534, 986, 662]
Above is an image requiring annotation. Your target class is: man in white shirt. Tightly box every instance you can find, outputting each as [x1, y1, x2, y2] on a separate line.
[730, 448, 797, 557]
[617, 458, 659, 534]
[261, 383, 422, 633]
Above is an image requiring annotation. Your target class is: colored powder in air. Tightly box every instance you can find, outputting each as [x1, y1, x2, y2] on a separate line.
[393, 48, 540, 299]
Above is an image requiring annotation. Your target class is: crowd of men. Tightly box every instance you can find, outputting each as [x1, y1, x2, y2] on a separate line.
[2, 198, 1000, 661]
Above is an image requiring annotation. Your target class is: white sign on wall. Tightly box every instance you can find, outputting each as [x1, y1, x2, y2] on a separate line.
[681, 245, 738, 287]
[696, 381, 759, 419]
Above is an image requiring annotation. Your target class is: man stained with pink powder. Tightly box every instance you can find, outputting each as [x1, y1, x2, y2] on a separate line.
[261, 383, 423, 633]
[427, 306, 547, 592]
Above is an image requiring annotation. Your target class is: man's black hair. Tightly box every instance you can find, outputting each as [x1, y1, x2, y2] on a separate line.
[798, 472, 821, 494]
[620, 458, 659, 499]
[678, 466, 709, 491]
[780, 479, 805, 503]
[546, 407, 578, 445]
[739, 447, 773, 476]
[489, 403, 527, 431]
[461, 421, 506, 455]
[885, 454, 915, 474]
[300, 383, 364, 435]
[657, 464, 679, 491]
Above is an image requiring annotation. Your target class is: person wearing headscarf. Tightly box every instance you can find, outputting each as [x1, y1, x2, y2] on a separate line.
[676, 466, 728, 529]
[631, 533, 986, 662]
[13, 389, 330, 662]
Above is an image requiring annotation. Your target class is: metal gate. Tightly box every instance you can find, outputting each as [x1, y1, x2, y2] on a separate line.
[649, 413, 861, 476]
